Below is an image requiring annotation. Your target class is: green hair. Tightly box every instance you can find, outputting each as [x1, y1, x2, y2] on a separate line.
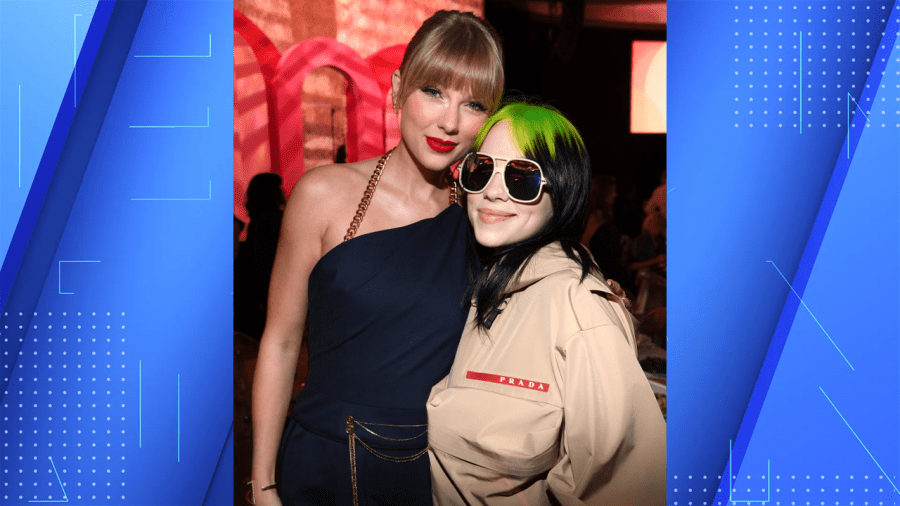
[464, 102, 597, 331]
[472, 102, 585, 160]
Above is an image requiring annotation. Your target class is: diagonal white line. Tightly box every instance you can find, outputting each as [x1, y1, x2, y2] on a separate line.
[767, 260, 853, 370]
[820, 387, 900, 495]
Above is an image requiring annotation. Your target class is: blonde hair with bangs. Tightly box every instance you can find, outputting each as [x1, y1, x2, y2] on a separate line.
[394, 11, 504, 114]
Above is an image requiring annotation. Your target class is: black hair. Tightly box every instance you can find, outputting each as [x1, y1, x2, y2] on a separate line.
[465, 103, 597, 330]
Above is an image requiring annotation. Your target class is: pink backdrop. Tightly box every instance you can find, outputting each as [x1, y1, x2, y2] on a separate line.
[233, 10, 405, 221]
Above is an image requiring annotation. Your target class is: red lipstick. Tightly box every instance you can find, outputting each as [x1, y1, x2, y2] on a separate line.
[426, 137, 457, 154]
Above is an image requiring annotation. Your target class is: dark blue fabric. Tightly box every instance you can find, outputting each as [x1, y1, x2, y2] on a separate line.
[279, 204, 471, 506]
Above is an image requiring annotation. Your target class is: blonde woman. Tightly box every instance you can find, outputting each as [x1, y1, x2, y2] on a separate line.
[250, 11, 505, 506]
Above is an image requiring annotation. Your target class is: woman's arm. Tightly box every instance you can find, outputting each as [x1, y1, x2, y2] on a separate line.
[249, 171, 332, 506]
[546, 323, 667, 506]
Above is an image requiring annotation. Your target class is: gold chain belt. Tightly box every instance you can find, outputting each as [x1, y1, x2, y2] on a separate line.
[344, 415, 428, 506]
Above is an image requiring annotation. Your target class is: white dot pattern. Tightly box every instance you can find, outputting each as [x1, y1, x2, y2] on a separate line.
[668, 472, 897, 504]
[1, 310, 128, 501]
[732, 1, 898, 129]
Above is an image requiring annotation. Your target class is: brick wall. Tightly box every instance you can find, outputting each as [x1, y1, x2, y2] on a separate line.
[299, 68, 348, 170]
[335, 0, 482, 59]
[235, 0, 295, 52]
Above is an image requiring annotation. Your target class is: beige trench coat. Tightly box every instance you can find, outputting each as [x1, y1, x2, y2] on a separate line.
[427, 243, 666, 505]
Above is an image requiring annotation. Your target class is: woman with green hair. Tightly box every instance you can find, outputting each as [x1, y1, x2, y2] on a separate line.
[427, 103, 666, 505]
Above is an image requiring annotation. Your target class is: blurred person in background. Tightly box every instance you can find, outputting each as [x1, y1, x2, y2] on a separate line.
[235, 173, 287, 340]
[582, 174, 631, 294]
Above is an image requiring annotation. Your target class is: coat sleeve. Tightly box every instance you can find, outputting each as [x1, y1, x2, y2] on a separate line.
[545, 322, 667, 506]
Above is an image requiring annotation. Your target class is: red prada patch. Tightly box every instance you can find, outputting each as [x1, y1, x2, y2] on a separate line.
[466, 371, 549, 392]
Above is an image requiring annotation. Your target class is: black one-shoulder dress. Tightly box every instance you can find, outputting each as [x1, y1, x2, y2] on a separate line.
[278, 204, 471, 506]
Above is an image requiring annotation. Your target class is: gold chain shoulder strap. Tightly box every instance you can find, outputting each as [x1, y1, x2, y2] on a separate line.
[343, 149, 458, 243]
[344, 150, 392, 242]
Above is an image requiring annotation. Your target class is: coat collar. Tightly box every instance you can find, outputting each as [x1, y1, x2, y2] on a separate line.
[482, 242, 627, 331]
[507, 242, 614, 296]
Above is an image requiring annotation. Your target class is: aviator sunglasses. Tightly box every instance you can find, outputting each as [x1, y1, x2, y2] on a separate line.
[458, 152, 550, 204]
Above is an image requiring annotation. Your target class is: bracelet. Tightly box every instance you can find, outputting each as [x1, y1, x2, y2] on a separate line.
[246, 480, 278, 505]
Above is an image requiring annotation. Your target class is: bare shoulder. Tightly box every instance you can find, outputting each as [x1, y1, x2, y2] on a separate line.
[287, 160, 377, 212]
[291, 161, 367, 198]
[283, 158, 384, 250]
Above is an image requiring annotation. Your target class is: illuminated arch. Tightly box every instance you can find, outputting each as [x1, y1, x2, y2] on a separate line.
[366, 44, 406, 151]
[274, 38, 384, 194]
[233, 10, 282, 220]
[233, 9, 281, 83]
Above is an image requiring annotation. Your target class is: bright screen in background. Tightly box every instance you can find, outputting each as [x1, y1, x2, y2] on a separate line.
[631, 40, 666, 133]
